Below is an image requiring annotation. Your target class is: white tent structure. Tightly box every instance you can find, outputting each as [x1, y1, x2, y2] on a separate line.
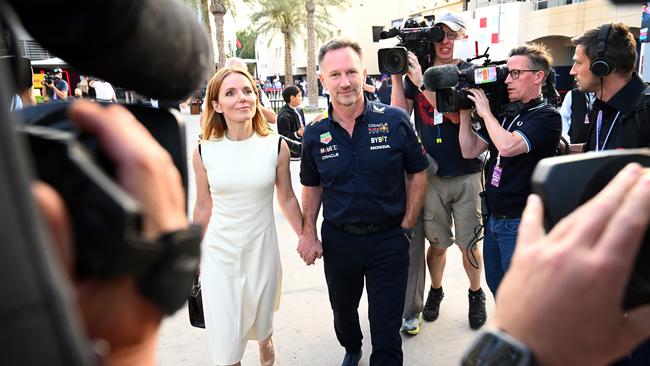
[30, 57, 67, 67]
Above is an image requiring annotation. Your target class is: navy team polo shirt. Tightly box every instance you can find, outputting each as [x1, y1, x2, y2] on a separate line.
[300, 100, 429, 225]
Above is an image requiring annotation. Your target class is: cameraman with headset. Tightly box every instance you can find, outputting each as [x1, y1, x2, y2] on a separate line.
[571, 23, 650, 152]
[571, 22, 650, 365]
[457, 43, 561, 298]
[391, 13, 488, 334]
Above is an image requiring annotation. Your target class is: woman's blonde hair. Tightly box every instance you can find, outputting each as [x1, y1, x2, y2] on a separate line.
[200, 67, 270, 140]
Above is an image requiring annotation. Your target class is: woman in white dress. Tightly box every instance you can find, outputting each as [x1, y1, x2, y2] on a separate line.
[192, 67, 303, 366]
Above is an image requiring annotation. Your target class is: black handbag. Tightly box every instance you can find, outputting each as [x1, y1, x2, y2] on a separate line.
[188, 274, 205, 328]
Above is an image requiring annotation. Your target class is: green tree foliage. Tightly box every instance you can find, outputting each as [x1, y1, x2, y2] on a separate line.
[246, 0, 348, 86]
[236, 28, 257, 60]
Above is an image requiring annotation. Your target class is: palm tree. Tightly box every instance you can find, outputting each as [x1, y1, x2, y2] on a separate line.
[306, 0, 317, 108]
[249, 0, 347, 91]
[248, 0, 302, 85]
[210, 0, 236, 69]
[305, 0, 348, 108]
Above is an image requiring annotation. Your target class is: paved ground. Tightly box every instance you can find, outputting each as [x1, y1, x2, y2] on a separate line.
[155, 102, 495, 366]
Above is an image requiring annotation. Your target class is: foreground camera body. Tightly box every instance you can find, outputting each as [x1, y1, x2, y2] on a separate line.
[15, 102, 200, 314]
[377, 18, 444, 75]
[532, 149, 650, 309]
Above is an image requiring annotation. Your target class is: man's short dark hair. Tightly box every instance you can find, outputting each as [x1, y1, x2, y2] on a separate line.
[509, 43, 553, 79]
[282, 85, 301, 104]
[572, 23, 637, 76]
[318, 38, 363, 65]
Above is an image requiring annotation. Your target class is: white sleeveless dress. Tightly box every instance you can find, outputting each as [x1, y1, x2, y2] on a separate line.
[199, 133, 282, 365]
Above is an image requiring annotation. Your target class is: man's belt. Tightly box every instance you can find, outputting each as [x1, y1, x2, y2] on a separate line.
[491, 214, 521, 220]
[331, 218, 401, 236]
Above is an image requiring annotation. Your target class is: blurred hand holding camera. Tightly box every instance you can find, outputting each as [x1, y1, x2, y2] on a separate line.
[493, 163, 650, 366]
[34, 101, 189, 366]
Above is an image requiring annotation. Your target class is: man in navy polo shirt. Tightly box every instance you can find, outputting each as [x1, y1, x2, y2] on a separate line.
[458, 43, 561, 297]
[298, 38, 428, 366]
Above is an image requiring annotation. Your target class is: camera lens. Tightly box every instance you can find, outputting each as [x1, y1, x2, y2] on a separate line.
[378, 47, 409, 75]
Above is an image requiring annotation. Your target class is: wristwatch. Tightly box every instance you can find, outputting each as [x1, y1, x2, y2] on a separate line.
[401, 226, 416, 240]
[461, 329, 537, 366]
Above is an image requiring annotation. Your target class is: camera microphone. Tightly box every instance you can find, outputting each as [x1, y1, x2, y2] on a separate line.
[10, 0, 211, 100]
[423, 64, 460, 91]
[379, 28, 400, 39]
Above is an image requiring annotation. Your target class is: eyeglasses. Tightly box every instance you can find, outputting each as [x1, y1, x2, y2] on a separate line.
[507, 69, 540, 80]
[444, 31, 459, 41]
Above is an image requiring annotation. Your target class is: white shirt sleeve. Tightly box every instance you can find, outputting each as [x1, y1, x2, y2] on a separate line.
[559, 91, 573, 143]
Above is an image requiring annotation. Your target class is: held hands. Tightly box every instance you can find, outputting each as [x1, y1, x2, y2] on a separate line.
[465, 88, 491, 120]
[493, 163, 650, 366]
[297, 233, 323, 266]
[297, 127, 304, 137]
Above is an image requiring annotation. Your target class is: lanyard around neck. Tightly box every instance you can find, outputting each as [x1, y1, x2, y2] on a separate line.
[595, 110, 620, 151]
[495, 114, 521, 166]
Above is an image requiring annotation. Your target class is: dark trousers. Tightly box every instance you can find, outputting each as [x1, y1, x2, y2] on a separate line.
[321, 221, 409, 366]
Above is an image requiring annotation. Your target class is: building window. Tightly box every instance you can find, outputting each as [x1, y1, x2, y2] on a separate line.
[372, 26, 384, 42]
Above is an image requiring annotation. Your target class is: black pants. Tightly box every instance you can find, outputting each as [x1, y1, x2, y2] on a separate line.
[321, 221, 409, 366]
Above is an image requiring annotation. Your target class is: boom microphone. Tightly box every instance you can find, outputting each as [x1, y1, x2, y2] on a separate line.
[423, 64, 460, 91]
[8, 0, 211, 100]
[379, 28, 400, 39]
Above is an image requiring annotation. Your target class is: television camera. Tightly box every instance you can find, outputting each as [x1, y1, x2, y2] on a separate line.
[422, 48, 510, 115]
[377, 17, 444, 75]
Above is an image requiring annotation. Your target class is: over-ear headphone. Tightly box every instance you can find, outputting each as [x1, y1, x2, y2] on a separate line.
[590, 24, 612, 78]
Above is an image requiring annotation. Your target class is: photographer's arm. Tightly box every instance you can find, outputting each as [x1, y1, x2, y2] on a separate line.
[458, 109, 488, 159]
[363, 83, 376, 94]
[192, 147, 212, 238]
[390, 74, 413, 115]
[492, 163, 650, 366]
[275, 140, 303, 236]
[467, 89, 527, 157]
[52, 83, 68, 100]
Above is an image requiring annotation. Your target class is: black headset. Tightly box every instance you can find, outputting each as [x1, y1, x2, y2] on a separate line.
[590, 23, 612, 78]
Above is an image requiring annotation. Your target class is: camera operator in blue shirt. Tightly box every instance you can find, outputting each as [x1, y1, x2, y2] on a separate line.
[458, 43, 561, 297]
[43, 67, 69, 101]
